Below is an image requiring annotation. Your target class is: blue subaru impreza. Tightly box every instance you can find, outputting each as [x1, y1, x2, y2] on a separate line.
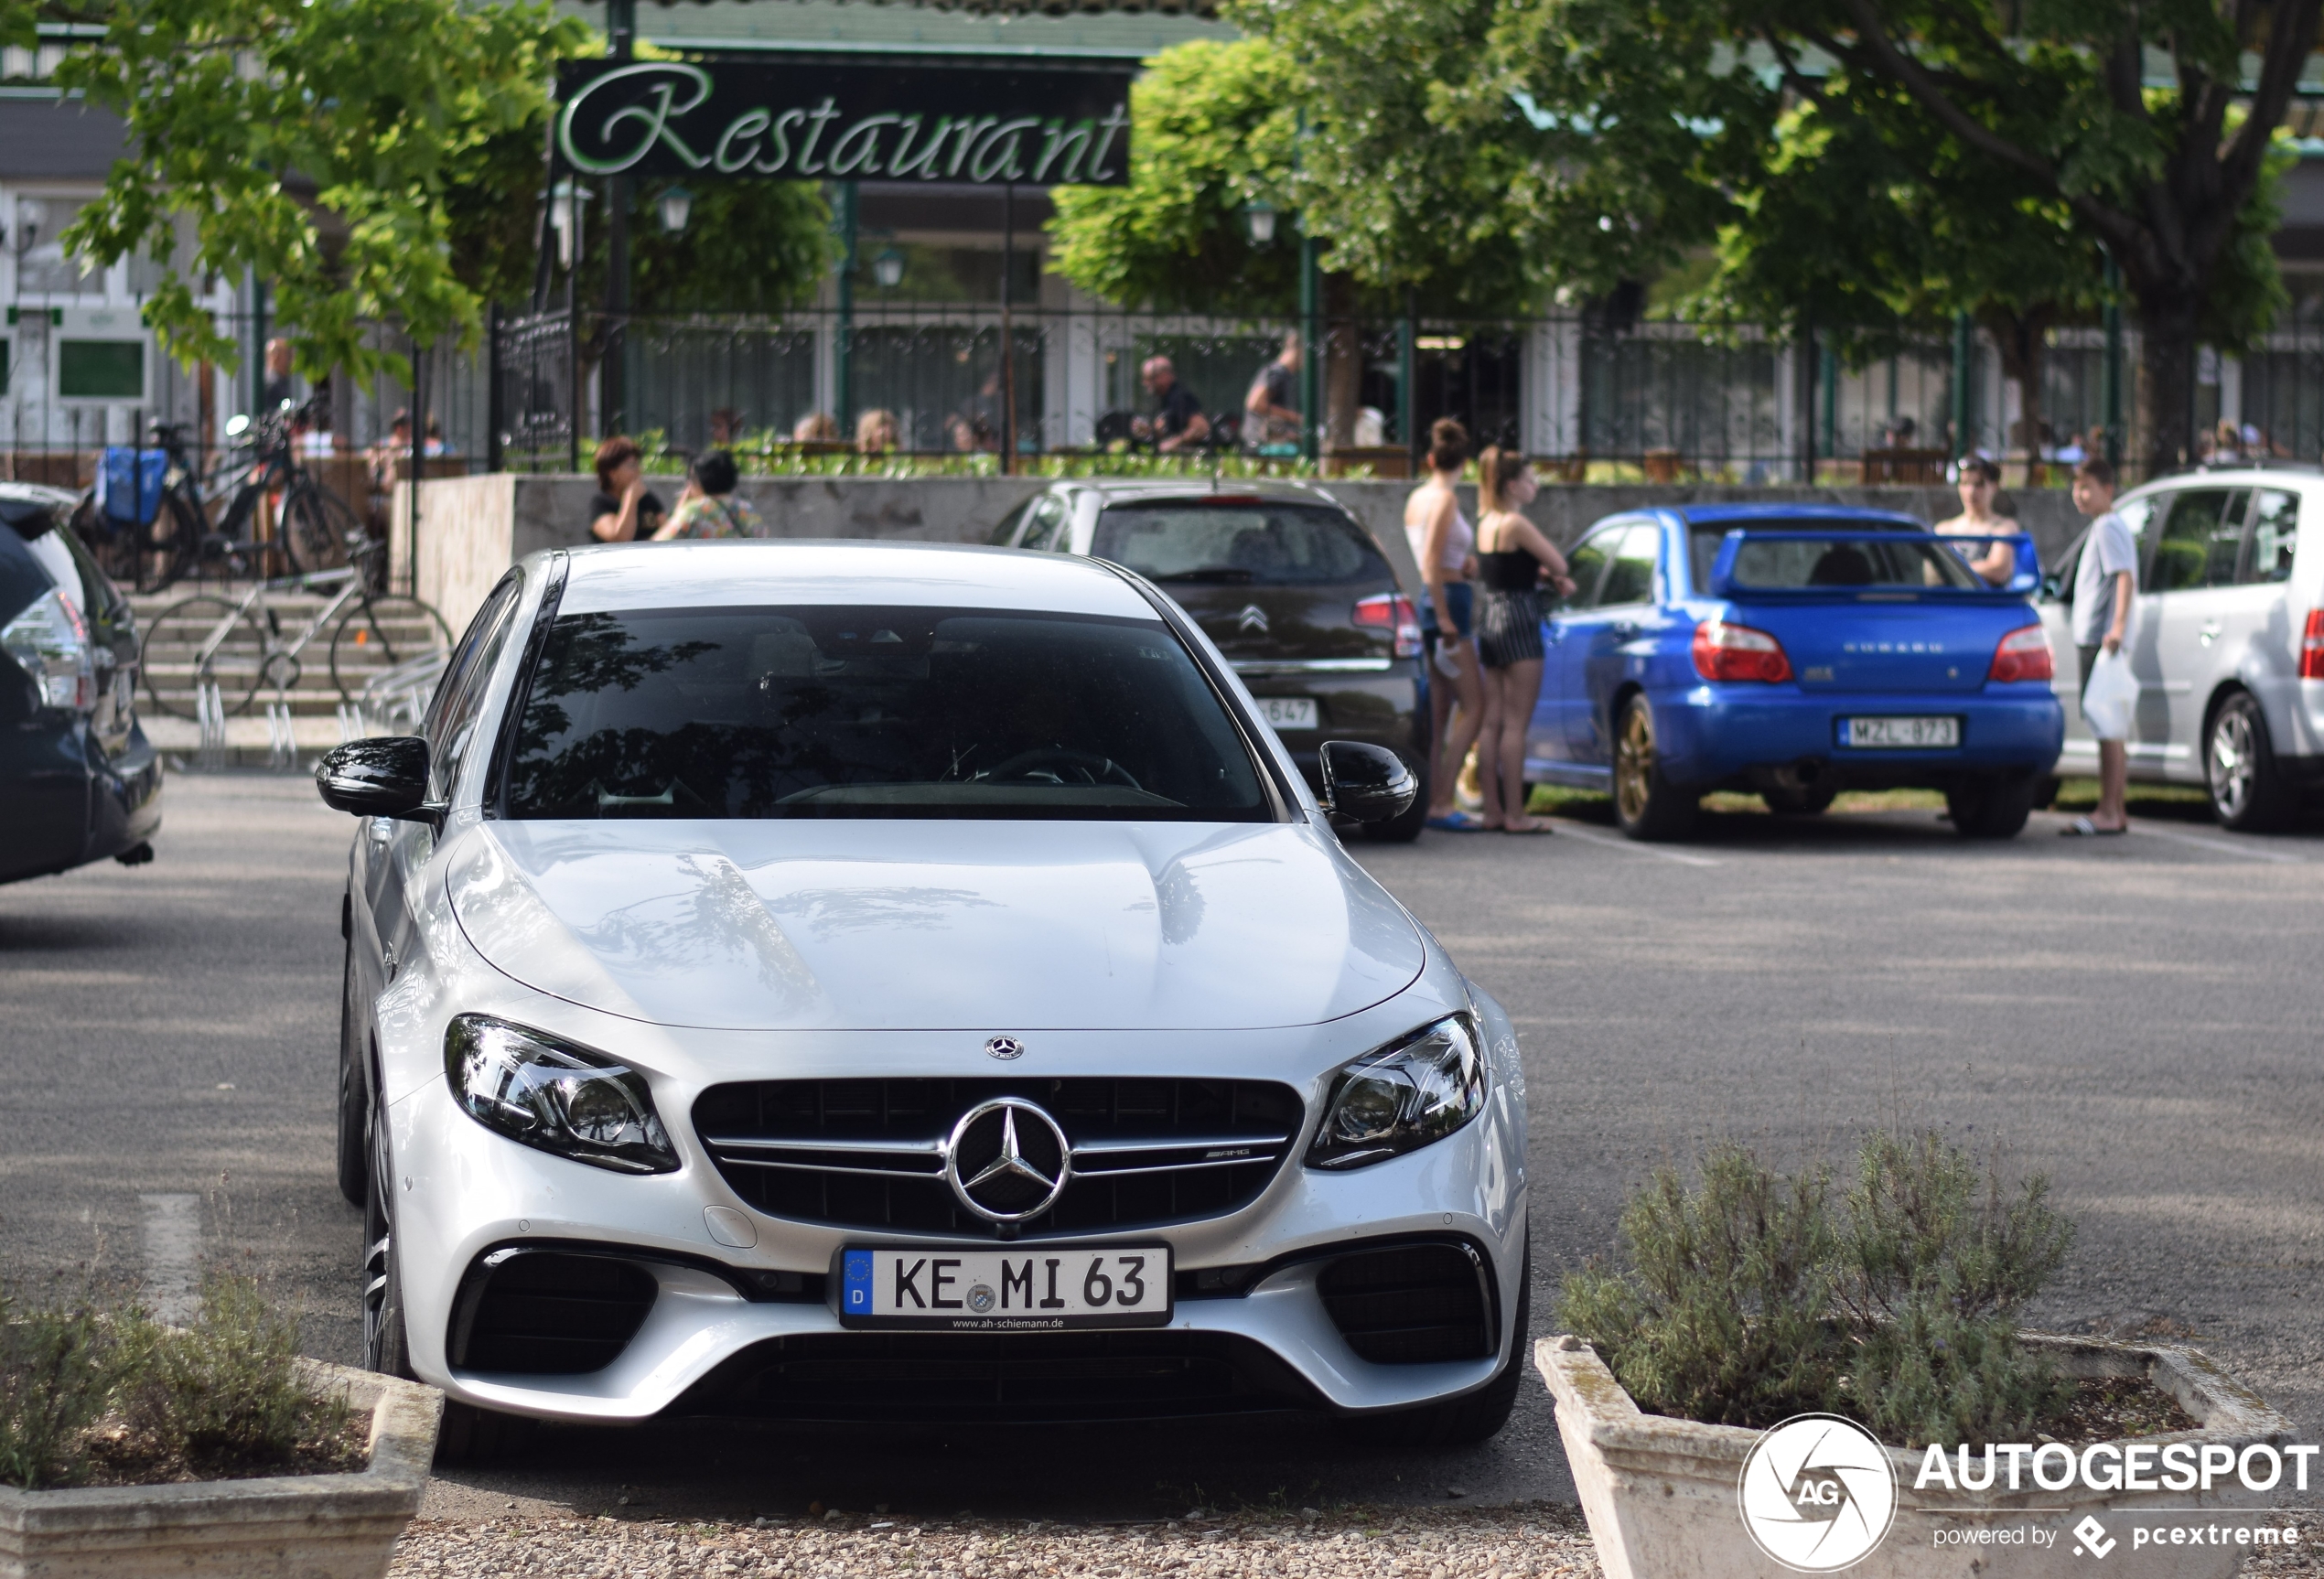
[1522, 504, 2065, 840]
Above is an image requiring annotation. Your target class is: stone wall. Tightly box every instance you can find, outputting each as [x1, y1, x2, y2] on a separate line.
[408, 473, 2086, 637]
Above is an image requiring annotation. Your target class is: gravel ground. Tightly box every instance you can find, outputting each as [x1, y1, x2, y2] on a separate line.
[384, 1505, 1599, 1578]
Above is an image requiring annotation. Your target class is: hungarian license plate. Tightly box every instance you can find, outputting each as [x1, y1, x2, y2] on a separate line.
[837, 1245, 1172, 1331]
[1840, 715, 1961, 749]
[1255, 696, 1318, 731]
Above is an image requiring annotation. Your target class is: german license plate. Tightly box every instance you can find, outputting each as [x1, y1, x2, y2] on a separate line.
[1840, 715, 1960, 749]
[837, 1245, 1172, 1331]
[1255, 696, 1318, 731]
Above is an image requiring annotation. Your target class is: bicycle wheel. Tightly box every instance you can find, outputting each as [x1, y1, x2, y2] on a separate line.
[81, 490, 201, 596]
[282, 480, 354, 575]
[329, 594, 454, 715]
[141, 595, 267, 719]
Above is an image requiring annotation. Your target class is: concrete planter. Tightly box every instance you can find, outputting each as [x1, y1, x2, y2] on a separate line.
[0, 1359, 440, 1579]
[1537, 1332, 2295, 1578]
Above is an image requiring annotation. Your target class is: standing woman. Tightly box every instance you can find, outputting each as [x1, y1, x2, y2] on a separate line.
[1472, 447, 1576, 833]
[1933, 456, 2018, 586]
[1404, 418, 1483, 831]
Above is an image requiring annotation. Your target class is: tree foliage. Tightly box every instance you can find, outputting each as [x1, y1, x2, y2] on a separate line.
[1046, 38, 1302, 312]
[51, 0, 591, 387]
[616, 179, 834, 316]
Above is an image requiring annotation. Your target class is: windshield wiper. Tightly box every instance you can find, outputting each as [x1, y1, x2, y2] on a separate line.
[1153, 567, 1254, 584]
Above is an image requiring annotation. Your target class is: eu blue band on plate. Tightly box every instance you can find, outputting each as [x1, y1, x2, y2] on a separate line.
[843, 1250, 874, 1313]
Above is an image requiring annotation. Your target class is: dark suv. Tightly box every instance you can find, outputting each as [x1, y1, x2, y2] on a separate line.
[988, 480, 1428, 840]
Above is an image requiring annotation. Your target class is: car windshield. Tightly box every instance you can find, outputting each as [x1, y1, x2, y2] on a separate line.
[1688, 523, 1978, 592]
[1092, 502, 1389, 585]
[500, 605, 1270, 822]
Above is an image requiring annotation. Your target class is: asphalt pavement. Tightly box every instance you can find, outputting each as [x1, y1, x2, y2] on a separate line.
[4, 773, 2321, 1524]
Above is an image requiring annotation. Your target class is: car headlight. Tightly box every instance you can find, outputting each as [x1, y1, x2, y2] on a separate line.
[444, 1015, 679, 1175]
[1306, 1015, 1486, 1171]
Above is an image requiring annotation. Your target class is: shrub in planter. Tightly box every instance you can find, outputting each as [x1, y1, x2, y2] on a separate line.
[0, 1273, 440, 1579]
[1562, 1130, 2077, 1446]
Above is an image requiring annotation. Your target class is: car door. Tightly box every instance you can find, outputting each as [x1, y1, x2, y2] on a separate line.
[1529, 528, 1614, 774]
[1564, 522, 1664, 769]
[2141, 487, 2249, 780]
[358, 573, 523, 1043]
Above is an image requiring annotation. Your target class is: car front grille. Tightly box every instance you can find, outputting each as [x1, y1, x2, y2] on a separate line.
[693, 1077, 1306, 1240]
[1318, 1241, 1495, 1364]
[671, 1330, 1321, 1423]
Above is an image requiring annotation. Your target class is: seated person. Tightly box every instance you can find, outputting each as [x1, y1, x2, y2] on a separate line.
[654, 450, 761, 540]
[589, 435, 666, 542]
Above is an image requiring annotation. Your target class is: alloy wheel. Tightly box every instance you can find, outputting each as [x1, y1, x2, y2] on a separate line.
[2210, 706, 2254, 822]
[361, 1100, 394, 1372]
[1615, 704, 1655, 825]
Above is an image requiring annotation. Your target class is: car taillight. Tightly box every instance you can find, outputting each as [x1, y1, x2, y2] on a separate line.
[1, 589, 96, 712]
[1355, 593, 1424, 659]
[2303, 609, 2324, 681]
[1987, 624, 2055, 683]
[1691, 619, 1791, 682]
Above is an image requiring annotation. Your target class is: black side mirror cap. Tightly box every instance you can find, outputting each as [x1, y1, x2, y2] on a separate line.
[1318, 739, 1418, 823]
[317, 736, 440, 825]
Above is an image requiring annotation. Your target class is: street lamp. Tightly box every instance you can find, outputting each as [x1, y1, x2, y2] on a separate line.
[1243, 200, 1277, 246]
[657, 186, 693, 236]
[872, 246, 906, 290]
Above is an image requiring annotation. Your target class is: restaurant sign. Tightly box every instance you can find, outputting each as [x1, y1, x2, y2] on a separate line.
[555, 61, 1132, 187]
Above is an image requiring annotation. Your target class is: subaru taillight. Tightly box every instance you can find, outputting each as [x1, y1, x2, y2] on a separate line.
[1, 589, 95, 712]
[1691, 620, 1791, 682]
[2302, 609, 2324, 681]
[1355, 593, 1424, 659]
[1987, 624, 2055, 684]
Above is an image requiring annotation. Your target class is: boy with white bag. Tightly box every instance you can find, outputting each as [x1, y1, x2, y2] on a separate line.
[2065, 457, 2137, 835]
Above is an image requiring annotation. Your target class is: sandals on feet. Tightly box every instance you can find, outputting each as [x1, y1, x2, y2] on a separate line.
[1425, 811, 1490, 832]
[2059, 816, 2127, 837]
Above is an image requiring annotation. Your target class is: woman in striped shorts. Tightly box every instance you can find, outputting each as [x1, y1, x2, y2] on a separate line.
[1472, 447, 1577, 833]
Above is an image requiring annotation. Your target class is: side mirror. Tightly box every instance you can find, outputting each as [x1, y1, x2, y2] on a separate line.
[316, 736, 438, 824]
[1318, 740, 1417, 823]
[224, 414, 250, 438]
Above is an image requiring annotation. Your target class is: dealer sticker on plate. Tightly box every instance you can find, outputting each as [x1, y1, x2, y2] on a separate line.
[838, 1245, 1173, 1331]
[1840, 715, 1961, 749]
[1255, 697, 1318, 731]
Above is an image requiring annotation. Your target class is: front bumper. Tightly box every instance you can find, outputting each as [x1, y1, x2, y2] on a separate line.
[382, 990, 1528, 1424]
[1656, 682, 2064, 788]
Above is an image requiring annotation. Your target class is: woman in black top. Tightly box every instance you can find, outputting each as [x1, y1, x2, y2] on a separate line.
[588, 435, 666, 542]
[1472, 447, 1576, 833]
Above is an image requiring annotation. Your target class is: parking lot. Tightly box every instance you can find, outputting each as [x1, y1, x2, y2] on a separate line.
[4, 772, 2322, 1537]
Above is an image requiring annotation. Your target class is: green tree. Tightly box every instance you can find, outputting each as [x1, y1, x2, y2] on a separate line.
[611, 179, 834, 315]
[53, 0, 593, 387]
[1468, 0, 2314, 474]
[1047, 38, 1303, 314]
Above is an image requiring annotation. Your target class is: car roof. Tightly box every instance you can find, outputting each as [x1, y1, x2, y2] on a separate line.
[1055, 478, 1348, 509]
[1666, 502, 1927, 529]
[555, 540, 1162, 620]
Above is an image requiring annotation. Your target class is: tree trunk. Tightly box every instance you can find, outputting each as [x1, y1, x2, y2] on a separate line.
[1975, 304, 2054, 489]
[2133, 295, 2200, 481]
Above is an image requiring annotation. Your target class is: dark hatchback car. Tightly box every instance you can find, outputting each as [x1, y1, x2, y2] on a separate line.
[0, 486, 162, 885]
[989, 480, 1428, 839]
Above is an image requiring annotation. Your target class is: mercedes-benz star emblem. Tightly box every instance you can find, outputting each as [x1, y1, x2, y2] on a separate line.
[984, 1035, 1024, 1060]
[942, 1097, 1071, 1224]
[1237, 604, 1270, 634]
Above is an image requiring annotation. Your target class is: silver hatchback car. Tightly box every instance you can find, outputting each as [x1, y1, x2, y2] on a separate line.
[2038, 464, 2322, 829]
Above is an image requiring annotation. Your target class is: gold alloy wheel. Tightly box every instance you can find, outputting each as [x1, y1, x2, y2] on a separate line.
[1615, 700, 1655, 824]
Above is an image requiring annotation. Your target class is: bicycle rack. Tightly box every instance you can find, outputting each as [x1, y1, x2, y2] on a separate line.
[194, 681, 228, 772]
[265, 695, 296, 770]
[336, 701, 368, 743]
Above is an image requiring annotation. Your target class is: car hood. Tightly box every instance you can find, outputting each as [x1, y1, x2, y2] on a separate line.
[446, 818, 1426, 1032]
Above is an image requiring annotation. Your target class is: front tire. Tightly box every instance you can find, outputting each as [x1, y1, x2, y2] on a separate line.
[2207, 692, 2294, 832]
[1612, 694, 1696, 841]
[1946, 774, 2038, 839]
[361, 1094, 414, 1381]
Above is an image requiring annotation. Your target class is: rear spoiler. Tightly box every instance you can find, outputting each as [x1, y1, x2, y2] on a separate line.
[1707, 528, 2040, 600]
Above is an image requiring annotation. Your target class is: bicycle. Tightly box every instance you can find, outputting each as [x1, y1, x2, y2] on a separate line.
[139, 531, 452, 722]
[85, 404, 363, 595]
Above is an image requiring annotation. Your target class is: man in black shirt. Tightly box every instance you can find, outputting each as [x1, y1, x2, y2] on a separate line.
[1131, 357, 1210, 453]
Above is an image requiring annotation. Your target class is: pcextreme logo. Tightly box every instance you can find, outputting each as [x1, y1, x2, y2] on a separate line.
[1738, 1414, 1899, 1572]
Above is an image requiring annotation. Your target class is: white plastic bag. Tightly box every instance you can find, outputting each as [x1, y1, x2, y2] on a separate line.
[2081, 648, 2136, 741]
